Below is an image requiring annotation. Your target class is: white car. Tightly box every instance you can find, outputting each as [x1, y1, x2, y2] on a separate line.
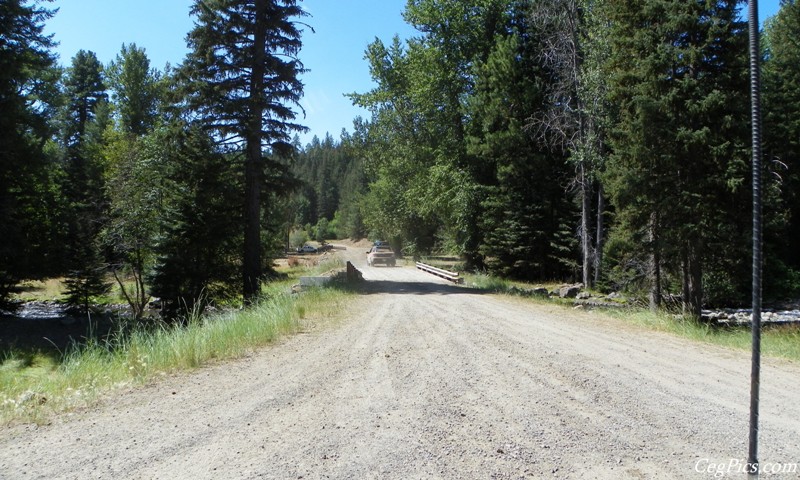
[297, 245, 317, 254]
[367, 245, 396, 267]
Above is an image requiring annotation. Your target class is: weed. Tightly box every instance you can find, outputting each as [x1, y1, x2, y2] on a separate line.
[0, 275, 352, 425]
[607, 309, 800, 362]
[468, 272, 800, 363]
[465, 273, 513, 292]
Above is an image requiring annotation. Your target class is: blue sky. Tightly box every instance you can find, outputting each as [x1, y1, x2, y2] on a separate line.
[45, 0, 415, 146]
[44, 0, 782, 147]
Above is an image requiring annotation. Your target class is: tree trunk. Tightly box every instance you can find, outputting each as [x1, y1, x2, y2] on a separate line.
[682, 248, 690, 316]
[684, 241, 703, 319]
[243, 142, 262, 302]
[649, 211, 661, 311]
[580, 163, 592, 288]
[593, 183, 604, 287]
[243, 0, 268, 303]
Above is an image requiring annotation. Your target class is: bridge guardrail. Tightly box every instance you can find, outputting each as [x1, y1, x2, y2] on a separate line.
[415, 262, 463, 284]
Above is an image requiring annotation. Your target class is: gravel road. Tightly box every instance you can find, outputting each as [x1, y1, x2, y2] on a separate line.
[1, 245, 799, 479]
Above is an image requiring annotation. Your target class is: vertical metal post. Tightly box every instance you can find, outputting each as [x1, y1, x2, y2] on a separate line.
[747, 0, 763, 478]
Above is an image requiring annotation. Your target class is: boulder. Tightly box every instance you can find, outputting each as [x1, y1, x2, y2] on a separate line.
[559, 285, 581, 299]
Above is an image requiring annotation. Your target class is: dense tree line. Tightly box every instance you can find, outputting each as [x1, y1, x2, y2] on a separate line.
[349, 0, 800, 314]
[0, 0, 307, 318]
[2, 0, 800, 320]
[286, 130, 368, 244]
[1, 0, 60, 303]
[763, 0, 800, 302]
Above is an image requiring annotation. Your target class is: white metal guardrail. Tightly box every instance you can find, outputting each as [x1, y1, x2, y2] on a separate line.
[415, 262, 463, 284]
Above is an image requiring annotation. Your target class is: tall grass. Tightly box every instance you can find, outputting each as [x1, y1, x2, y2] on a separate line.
[468, 272, 800, 362]
[464, 272, 514, 292]
[12, 278, 66, 302]
[0, 281, 350, 425]
[604, 309, 800, 362]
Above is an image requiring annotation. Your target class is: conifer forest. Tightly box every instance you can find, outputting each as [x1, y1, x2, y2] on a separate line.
[2, 0, 800, 319]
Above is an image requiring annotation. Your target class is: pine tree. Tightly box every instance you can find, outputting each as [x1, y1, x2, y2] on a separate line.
[181, 0, 307, 302]
[603, 0, 749, 314]
[148, 127, 242, 320]
[106, 43, 160, 136]
[0, 0, 58, 303]
[63, 51, 106, 144]
[63, 245, 111, 314]
[467, 29, 578, 280]
[59, 50, 110, 302]
[763, 0, 800, 298]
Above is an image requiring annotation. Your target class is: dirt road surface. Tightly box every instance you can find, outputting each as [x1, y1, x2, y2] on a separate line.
[2, 245, 799, 479]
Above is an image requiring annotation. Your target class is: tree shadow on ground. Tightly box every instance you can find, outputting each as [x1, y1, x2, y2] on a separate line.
[342, 279, 487, 296]
[0, 314, 117, 357]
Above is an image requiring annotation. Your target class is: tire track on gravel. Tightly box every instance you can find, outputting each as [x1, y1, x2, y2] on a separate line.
[1, 250, 799, 479]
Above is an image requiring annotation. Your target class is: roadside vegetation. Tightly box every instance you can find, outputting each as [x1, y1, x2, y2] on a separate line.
[466, 272, 800, 363]
[0, 260, 351, 426]
[607, 310, 800, 362]
[4, 1, 800, 333]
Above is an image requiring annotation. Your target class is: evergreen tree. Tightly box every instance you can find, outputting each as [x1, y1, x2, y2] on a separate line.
[149, 127, 242, 320]
[63, 247, 111, 314]
[106, 43, 160, 136]
[602, 0, 749, 314]
[60, 50, 108, 221]
[291, 131, 367, 230]
[59, 50, 110, 302]
[763, 0, 800, 299]
[181, 0, 307, 302]
[0, 0, 58, 303]
[467, 29, 577, 279]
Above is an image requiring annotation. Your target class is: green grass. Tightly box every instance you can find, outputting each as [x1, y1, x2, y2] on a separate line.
[419, 256, 464, 272]
[12, 278, 67, 302]
[1, 277, 352, 425]
[464, 273, 564, 300]
[13, 276, 143, 305]
[467, 272, 800, 362]
[308, 256, 346, 276]
[464, 272, 514, 292]
[607, 309, 800, 361]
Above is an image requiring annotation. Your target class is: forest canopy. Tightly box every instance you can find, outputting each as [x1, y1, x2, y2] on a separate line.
[2, 0, 799, 320]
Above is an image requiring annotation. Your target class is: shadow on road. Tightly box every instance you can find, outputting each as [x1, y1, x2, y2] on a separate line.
[351, 280, 485, 296]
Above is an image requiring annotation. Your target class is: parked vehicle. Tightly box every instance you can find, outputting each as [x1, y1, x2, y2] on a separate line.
[367, 245, 396, 267]
[296, 245, 317, 254]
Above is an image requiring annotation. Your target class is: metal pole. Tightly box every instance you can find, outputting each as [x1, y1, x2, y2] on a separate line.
[747, 0, 763, 478]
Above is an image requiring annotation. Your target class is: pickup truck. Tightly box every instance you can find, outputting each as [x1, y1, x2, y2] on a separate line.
[367, 245, 396, 267]
[296, 245, 317, 254]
